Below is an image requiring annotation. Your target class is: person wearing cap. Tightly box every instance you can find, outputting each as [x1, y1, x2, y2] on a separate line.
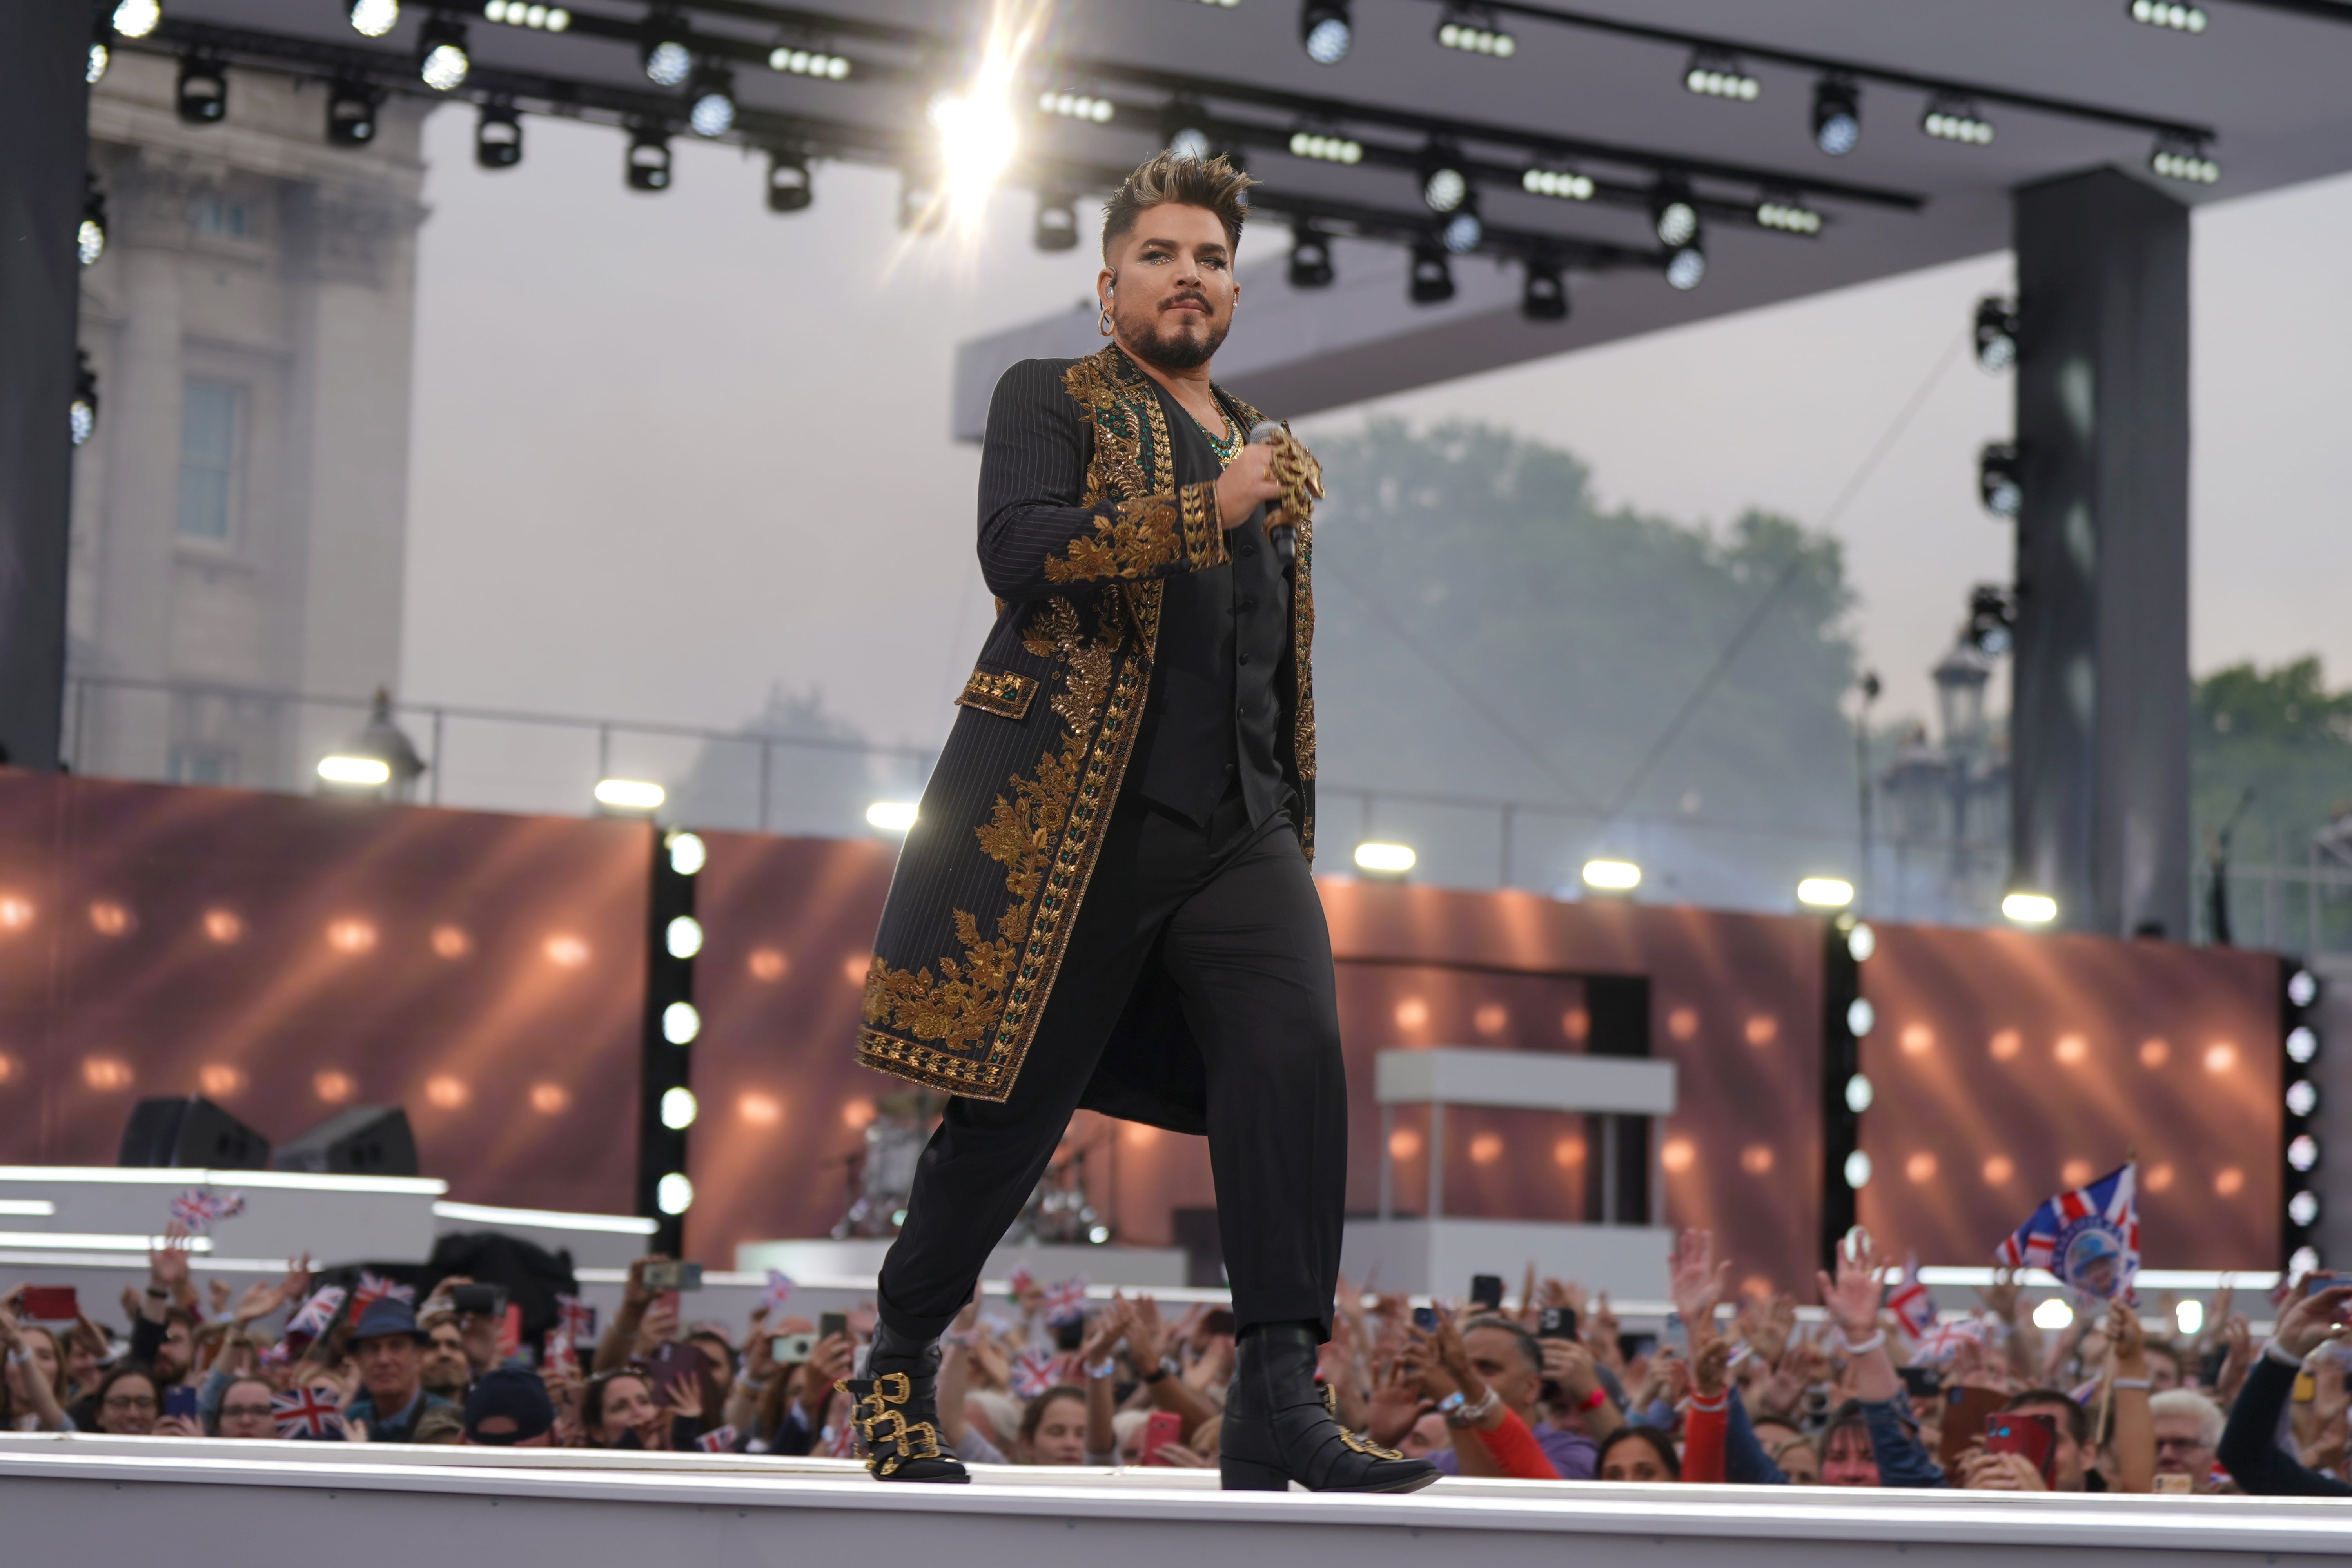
[345, 1299, 455, 1444]
[463, 1367, 555, 1448]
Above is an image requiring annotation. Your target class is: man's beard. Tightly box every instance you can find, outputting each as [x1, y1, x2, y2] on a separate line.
[1123, 301, 1229, 372]
[422, 1363, 470, 1399]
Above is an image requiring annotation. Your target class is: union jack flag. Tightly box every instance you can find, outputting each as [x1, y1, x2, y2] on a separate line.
[285, 1285, 348, 1341]
[1908, 1316, 1993, 1365]
[272, 1386, 347, 1440]
[1887, 1254, 1937, 1340]
[1010, 1348, 1076, 1399]
[557, 1293, 597, 1343]
[542, 1330, 580, 1379]
[169, 1188, 246, 1234]
[760, 1271, 795, 1314]
[1040, 1277, 1089, 1326]
[1007, 1267, 1037, 1298]
[350, 1271, 414, 1315]
[696, 1423, 739, 1453]
[1995, 1162, 2139, 1303]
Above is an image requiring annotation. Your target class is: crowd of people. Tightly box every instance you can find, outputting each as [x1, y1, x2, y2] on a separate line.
[6, 1222, 2350, 1501]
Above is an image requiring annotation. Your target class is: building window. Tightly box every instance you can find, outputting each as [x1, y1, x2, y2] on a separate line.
[177, 379, 240, 540]
[191, 198, 249, 238]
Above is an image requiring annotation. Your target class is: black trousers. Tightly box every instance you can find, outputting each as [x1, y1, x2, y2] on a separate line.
[876, 784, 1348, 1343]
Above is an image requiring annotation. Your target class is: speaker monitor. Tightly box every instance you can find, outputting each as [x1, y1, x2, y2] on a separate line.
[272, 1105, 418, 1177]
[118, 1096, 272, 1169]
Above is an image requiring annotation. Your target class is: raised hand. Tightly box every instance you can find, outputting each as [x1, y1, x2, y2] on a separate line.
[1816, 1228, 1885, 1339]
[1670, 1229, 1733, 1350]
[1693, 1338, 1733, 1401]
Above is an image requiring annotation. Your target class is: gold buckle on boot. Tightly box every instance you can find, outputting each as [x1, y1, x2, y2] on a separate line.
[838, 1372, 947, 1476]
[1318, 1379, 1404, 1461]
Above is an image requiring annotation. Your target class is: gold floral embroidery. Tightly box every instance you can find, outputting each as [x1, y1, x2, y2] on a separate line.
[955, 665, 1039, 720]
[1042, 494, 1190, 583]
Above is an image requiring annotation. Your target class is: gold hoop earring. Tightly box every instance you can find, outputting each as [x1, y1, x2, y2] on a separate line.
[1098, 305, 1114, 336]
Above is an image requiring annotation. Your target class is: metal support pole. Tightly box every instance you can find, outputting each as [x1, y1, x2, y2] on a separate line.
[1426, 1102, 1444, 1220]
[1601, 1117, 1619, 1226]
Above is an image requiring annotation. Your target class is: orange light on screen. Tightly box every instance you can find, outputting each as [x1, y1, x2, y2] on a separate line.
[842, 1098, 876, 1130]
[529, 1082, 571, 1115]
[1982, 1155, 2015, 1186]
[432, 925, 472, 959]
[1394, 997, 1430, 1031]
[327, 918, 377, 954]
[2054, 1033, 2089, 1066]
[1472, 1003, 1508, 1036]
[314, 1069, 356, 1103]
[1390, 1127, 1424, 1161]
[2145, 1162, 2176, 1192]
[2214, 1167, 2245, 1197]
[1666, 1007, 1699, 1042]
[2203, 1042, 2239, 1074]
[2061, 1158, 2094, 1188]
[1660, 1136, 1697, 1174]
[82, 1056, 134, 1091]
[1906, 1152, 1938, 1183]
[0, 894, 34, 931]
[1553, 1135, 1586, 1168]
[1468, 1132, 1503, 1165]
[1561, 1007, 1590, 1042]
[203, 909, 244, 944]
[544, 934, 589, 967]
[88, 901, 132, 936]
[737, 1092, 784, 1127]
[748, 949, 788, 981]
[1740, 1274, 1774, 1301]
[0, 1051, 15, 1085]
[1899, 1024, 1934, 1056]
[1740, 1143, 1775, 1175]
[1989, 1029, 2022, 1061]
[425, 1075, 469, 1109]
[198, 1064, 245, 1098]
[2139, 1038, 2171, 1068]
[843, 955, 871, 986]
[1744, 1015, 1778, 1047]
[1123, 1123, 1159, 1149]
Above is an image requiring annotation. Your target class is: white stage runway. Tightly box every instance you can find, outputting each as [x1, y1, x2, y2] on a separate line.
[8, 1434, 2352, 1568]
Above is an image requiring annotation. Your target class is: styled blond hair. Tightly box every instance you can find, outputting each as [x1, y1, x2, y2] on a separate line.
[1101, 151, 1257, 260]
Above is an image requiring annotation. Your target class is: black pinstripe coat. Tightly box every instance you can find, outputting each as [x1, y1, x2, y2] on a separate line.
[856, 343, 1317, 1126]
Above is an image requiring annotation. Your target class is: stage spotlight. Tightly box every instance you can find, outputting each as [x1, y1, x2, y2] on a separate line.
[1846, 920, 1876, 962]
[1301, 0, 1352, 65]
[475, 103, 523, 169]
[662, 1001, 700, 1042]
[1039, 89, 1113, 123]
[2149, 137, 2219, 185]
[1034, 191, 1079, 251]
[418, 16, 470, 91]
[688, 64, 736, 137]
[348, 0, 398, 38]
[1798, 877, 1855, 908]
[1408, 244, 1454, 304]
[2289, 967, 2320, 1007]
[642, 13, 693, 86]
[1844, 1072, 1873, 1112]
[1159, 101, 1212, 162]
[1583, 858, 1641, 892]
[2129, 1, 2207, 33]
[1651, 184, 1699, 248]
[1978, 443, 2022, 517]
[1289, 223, 1335, 288]
[1354, 842, 1415, 876]
[1975, 296, 2019, 371]
[666, 915, 703, 959]
[2290, 1133, 2322, 1172]
[1288, 130, 1363, 165]
[655, 1172, 694, 1214]
[2292, 1244, 2323, 1277]
[1922, 96, 1994, 146]
[317, 755, 393, 787]
[113, 0, 161, 39]
[660, 1087, 698, 1130]
[1435, 9, 1515, 57]
[2002, 891, 2058, 924]
[2288, 1078, 2320, 1117]
[2291, 1189, 2321, 1227]
[866, 801, 918, 832]
[2290, 1025, 2320, 1064]
[1812, 78, 1861, 156]
[597, 777, 666, 811]
[1664, 244, 1706, 290]
[89, 30, 112, 84]
[326, 80, 383, 147]
[766, 152, 813, 212]
[1966, 584, 2016, 657]
[1683, 49, 1758, 101]
[78, 176, 107, 268]
[626, 123, 674, 192]
[773, 46, 852, 80]
[1756, 196, 1823, 234]
[1521, 258, 1567, 321]
[668, 831, 706, 875]
[70, 351, 98, 447]
[1441, 203, 1483, 254]
[1422, 158, 1468, 213]
[1843, 1150, 1873, 1188]
[177, 57, 227, 125]
[1521, 167, 1594, 202]
[483, 1, 572, 30]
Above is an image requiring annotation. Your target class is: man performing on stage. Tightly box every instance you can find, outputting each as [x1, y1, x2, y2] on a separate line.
[842, 151, 1435, 1495]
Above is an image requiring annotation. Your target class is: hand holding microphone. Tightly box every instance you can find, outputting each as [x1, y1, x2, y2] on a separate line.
[1247, 421, 1324, 565]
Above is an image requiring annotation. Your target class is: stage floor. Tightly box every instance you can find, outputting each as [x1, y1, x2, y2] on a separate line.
[7, 1434, 2352, 1567]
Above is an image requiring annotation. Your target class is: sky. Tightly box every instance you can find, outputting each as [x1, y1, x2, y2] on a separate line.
[401, 109, 2352, 769]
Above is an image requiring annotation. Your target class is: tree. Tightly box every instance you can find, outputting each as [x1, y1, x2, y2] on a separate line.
[2191, 657, 2352, 942]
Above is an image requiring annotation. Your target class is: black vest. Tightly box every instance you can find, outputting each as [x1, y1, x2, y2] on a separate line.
[1129, 381, 1293, 828]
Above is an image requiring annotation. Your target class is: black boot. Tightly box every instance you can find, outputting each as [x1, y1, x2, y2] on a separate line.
[835, 1321, 969, 1483]
[1220, 1323, 1439, 1493]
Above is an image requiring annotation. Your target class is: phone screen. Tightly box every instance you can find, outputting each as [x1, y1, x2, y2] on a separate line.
[20, 1286, 77, 1321]
[1937, 1385, 2006, 1470]
[1138, 1409, 1185, 1465]
[163, 1385, 200, 1421]
[818, 1311, 849, 1341]
[1984, 1412, 2058, 1485]
[1469, 1275, 1505, 1311]
[1411, 1306, 1439, 1332]
[1536, 1307, 1578, 1341]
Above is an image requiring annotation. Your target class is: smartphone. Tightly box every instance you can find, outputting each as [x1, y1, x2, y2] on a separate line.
[1898, 1366, 1942, 1403]
[642, 1261, 704, 1292]
[1937, 1385, 2007, 1470]
[19, 1286, 77, 1321]
[818, 1311, 849, 1342]
[771, 1332, 817, 1363]
[163, 1385, 200, 1421]
[450, 1283, 508, 1320]
[1536, 1306, 1578, 1341]
[1138, 1408, 1185, 1466]
[1985, 1412, 2058, 1486]
[644, 1339, 702, 1400]
[2303, 1270, 2349, 1298]
[1411, 1305, 1439, 1332]
[2153, 1472, 2194, 1494]
[1469, 1275, 1505, 1312]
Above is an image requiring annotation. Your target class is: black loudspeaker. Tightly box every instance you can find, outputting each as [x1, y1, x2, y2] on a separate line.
[272, 1105, 418, 1177]
[119, 1096, 272, 1169]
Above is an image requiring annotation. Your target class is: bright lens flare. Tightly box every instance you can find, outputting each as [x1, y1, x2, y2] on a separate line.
[925, 0, 1047, 230]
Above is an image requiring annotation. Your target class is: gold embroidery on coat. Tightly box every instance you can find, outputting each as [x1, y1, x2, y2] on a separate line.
[955, 665, 1038, 720]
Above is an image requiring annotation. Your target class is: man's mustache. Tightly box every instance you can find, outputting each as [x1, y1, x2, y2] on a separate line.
[1160, 291, 1212, 313]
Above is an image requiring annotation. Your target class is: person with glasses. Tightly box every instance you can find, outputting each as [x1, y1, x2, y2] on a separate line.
[91, 1365, 160, 1436]
[212, 1377, 279, 1440]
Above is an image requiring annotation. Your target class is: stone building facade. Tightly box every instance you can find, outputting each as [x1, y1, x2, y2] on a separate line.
[70, 56, 427, 789]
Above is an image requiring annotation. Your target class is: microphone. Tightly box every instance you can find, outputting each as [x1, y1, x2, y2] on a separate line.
[1248, 421, 1297, 565]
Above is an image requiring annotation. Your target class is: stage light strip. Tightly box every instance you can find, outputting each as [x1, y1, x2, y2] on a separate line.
[0, 1231, 215, 1252]
[434, 1200, 659, 1234]
[0, 1200, 57, 1216]
[0, 1165, 447, 1195]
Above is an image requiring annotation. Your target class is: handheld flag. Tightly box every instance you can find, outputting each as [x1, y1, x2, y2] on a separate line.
[1040, 1277, 1089, 1326]
[1887, 1254, 1937, 1339]
[1995, 1161, 2139, 1303]
[271, 1386, 347, 1440]
[760, 1270, 795, 1314]
[284, 1285, 348, 1342]
[696, 1423, 740, 1453]
[1010, 1348, 1076, 1399]
[350, 1271, 414, 1315]
[170, 1188, 246, 1234]
[557, 1292, 597, 1344]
